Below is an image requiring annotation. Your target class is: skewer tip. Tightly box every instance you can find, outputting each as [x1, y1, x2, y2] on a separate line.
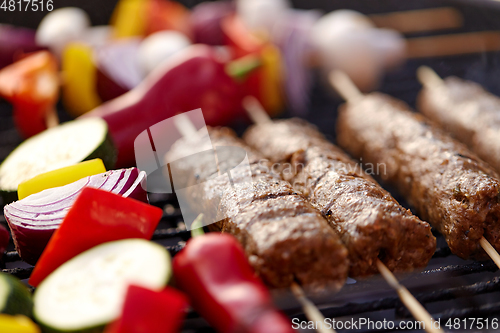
[291, 282, 337, 333]
[242, 96, 272, 125]
[480, 236, 500, 269]
[328, 71, 364, 103]
[45, 108, 59, 129]
[376, 259, 400, 289]
[174, 113, 199, 140]
[416, 66, 444, 88]
[376, 259, 443, 333]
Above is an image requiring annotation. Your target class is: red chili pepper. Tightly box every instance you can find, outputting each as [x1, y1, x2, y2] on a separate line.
[0, 51, 59, 138]
[82, 44, 258, 167]
[173, 230, 293, 333]
[105, 285, 188, 333]
[29, 187, 162, 287]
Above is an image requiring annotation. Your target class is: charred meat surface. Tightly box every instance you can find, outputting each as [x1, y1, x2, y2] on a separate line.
[244, 119, 435, 276]
[418, 76, 500, 174]
[338, 93, 500, 259]
[166, 127, 349, 291]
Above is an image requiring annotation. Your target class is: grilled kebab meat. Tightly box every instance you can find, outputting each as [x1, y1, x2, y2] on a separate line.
[244, 119, 436, 277]
[418, 76, 500, 174]
[166, 127, 349, 291]
[337, 93, 500, 259]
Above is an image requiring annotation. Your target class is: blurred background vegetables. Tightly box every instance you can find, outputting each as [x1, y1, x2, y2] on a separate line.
[0, 0, 408, 168]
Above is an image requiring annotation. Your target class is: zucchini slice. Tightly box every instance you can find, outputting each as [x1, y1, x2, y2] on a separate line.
[0, 118, 116, 203]
[0, 273, 33, 317]
[34, 239, 171, 333]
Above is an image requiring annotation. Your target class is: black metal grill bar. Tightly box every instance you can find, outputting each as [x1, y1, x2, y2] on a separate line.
[1, 241, 186, 279]
[420, 261, 498, 278]
[4, 251, 20, 262]
[3, 266, 33, 280]
[416, 276, 500, 304]
[434, 301, 500, 321]
[431, 247, 452, 258]
[152, 228, 189, 240]
[289, 279, 500, 332]
[0, 228, 187, 265]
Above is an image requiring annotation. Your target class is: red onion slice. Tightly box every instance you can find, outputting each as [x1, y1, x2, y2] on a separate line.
[3, 168, 148, 265]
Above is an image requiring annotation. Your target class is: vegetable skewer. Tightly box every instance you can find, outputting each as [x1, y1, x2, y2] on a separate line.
[416, 66, 500, 269]
[243, 96, 441, 333]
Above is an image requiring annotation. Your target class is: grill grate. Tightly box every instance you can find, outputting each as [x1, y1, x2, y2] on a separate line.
[3, 1, 500, 332]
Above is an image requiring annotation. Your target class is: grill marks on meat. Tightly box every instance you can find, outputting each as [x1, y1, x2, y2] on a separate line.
[418, 76, 500, 174]
[166, 127, 349, 291]
[244, 119, 435, 277]
[337, 93, 500, 259]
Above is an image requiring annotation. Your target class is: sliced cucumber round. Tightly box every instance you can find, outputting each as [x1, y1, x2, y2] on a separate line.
[0, 272, 33, 317]
[34, 239, 171, 333]
[0, 118, 116, 203]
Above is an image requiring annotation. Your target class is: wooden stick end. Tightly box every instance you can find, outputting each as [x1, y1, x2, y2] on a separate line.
[243, 96, 272, 125]
[328, 71, 364, 103]
[480, 236, 500, 270]
[416, 66, 444, 88]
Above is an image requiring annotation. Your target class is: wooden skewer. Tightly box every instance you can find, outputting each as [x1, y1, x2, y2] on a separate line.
[45, 108, 59, 129]
[172, 111, 335, 333]
[369, 7, 463, 34]
[406, 31, 500, 58]
[174, 113, 199, 140]
[291, 282, 337, 333]
[328, 71, 364, 104]
[243, 96, 272, 124]
[416, 66, 500, 271]
[479, 237, 500, 269]
[416, 66, 444, 88]
[376, 260, 442, 333]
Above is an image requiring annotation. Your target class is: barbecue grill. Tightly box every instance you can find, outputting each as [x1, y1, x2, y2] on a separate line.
[3, 0, 500, 332]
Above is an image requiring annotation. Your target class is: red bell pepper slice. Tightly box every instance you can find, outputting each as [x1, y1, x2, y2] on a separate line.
[29, 187, 162, 287]
[173, 232, 293, 333]
[105, 285, 188, 333]
[0, 51, 59, 138]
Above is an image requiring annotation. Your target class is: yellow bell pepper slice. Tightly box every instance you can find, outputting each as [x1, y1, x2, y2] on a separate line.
[17, 159, 106, 200]
[260, 44, 285, 116]
[0, 315, 40, 333]
[62, 43, 102, 117]
[110, 0, 148, 38]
